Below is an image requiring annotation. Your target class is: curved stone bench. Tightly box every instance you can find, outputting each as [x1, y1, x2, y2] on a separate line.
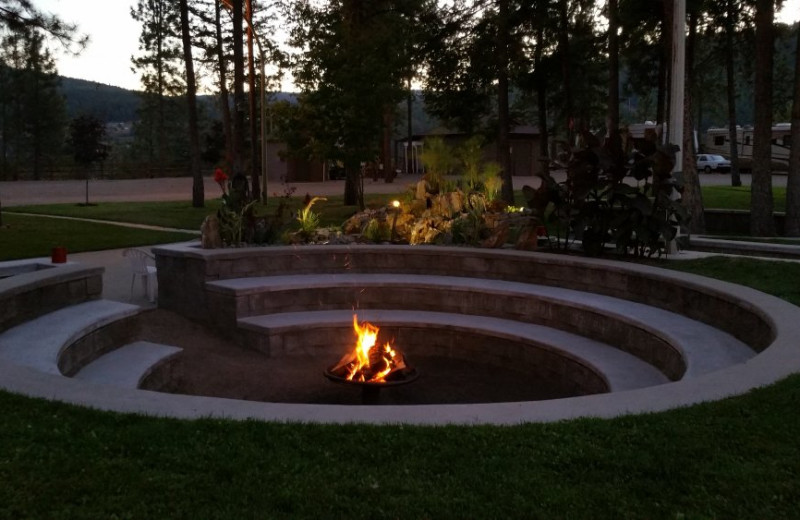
[73, 341, 182, 388]
[0, 260, 103, 332]
[239, 309, 670, 393]
[0, 299, 141, 374]
[0, 259, 181, 391]
[154, 244, 775, 355]
[209, 274, 755, 381]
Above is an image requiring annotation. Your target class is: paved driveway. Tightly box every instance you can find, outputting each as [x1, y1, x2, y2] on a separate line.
[1, 171, 778, 207]
[1, 175, 425, 207]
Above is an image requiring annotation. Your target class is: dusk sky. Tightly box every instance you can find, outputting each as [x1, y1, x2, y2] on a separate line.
[37, 0, 800, 93]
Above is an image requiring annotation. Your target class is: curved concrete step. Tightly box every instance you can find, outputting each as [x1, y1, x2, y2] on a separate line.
[212, 274, 756, 378]
[73, 341, 182, 388]
[0, 300, 140, 375]
[239, 309, 671, 392]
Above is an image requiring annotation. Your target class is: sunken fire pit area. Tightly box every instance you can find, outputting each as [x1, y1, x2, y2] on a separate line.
[2, 244, 800, 425]
[142, 243, 797, 421]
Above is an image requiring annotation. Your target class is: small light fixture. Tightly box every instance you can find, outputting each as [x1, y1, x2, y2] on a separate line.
[390, 200, 401, 242]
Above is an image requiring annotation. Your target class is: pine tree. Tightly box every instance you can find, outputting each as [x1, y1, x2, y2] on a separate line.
[131, 0, 187, 175]
[0, 28, 66, 180]
[290, 0, 427, 207]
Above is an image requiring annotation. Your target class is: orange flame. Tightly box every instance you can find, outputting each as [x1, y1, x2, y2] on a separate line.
[333, 314, 404, 383]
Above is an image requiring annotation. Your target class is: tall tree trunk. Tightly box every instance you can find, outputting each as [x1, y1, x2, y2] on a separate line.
[658, 0, 674, 126]
[342, 0, 363, 209]
[725, 0, 742, 187]
[179, 0, 203, 207]
[232, 0, 247, 182]
[534, 21, 549, 173]
[497, 0, 513, 203]
[784, 22, 800, 236]
[214, 0, 233, 168]
[406, 76, 413, 174]
[246, 0, 260, 196]
[156, 1, 167, 176]
[606, 0, 619, 140]
[32, 73, 40, 180]
[557, 0, 574, 143]
[382, 106, 393, 182]
[682, 8, 705, 233]
[750, 0, 775, 236]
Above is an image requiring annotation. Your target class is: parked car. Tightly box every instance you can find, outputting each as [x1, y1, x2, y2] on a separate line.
[328, 163, 346, 180]
[696, 154, 731, 173]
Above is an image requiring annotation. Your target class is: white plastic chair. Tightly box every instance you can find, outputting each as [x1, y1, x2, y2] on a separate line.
[122, 248, 157, 302]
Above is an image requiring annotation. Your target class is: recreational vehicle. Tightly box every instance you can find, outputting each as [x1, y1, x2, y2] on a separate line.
[703, 123, 791, 169]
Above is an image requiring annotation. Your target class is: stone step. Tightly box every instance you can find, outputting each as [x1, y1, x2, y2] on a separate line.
[239, 309, 671, 392]
[0, 300, 140, 375]
[73, 341, 182, 388]
[212, 273, 756, 378]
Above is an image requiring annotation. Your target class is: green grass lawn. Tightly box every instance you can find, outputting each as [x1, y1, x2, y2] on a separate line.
[1, 371, 799, 519]
[702, 185, 787, 212]
[6, 185, 789, 235]
[7, 192, 401, 231]
[0, 213, 195, 261]
[8, 200, 225, 231]
[3, 202, 800, 517]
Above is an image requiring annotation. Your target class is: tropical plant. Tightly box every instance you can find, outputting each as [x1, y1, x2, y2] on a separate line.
[420, 137, 454, 193]
[481, 163, 504, 203]
[458, 135, 484, 190]
[363, 218, 391, 242]
[296, 196, 326, 237]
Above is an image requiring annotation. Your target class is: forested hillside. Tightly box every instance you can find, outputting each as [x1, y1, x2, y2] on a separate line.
[58, 76, 438, 135]
[59, 77, 141, 122]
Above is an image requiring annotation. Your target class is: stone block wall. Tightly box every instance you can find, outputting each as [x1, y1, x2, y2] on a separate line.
[153, 243, 773, 352]
[0, 263, 104, 333]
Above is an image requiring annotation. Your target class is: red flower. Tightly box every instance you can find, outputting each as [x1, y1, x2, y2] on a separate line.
[213, 168, 228, 184]
[214, 168, 228, 195]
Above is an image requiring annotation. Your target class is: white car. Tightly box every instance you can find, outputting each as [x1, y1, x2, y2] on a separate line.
[696, 154, 731, 173]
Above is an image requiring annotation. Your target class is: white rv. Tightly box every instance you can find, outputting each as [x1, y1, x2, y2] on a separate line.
[704, 124, 791, 168]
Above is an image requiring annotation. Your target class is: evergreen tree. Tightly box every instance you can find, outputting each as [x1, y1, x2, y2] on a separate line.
[131, 0, 187, 174]
[0, 0, 86, 51]
[0, 28, 66, 180]
[290, 0, 428, 207]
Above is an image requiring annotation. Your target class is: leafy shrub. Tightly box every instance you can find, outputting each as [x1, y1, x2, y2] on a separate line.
[523, 135, 689, 258]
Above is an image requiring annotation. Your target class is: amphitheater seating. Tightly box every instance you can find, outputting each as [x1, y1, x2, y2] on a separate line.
[210, 273, 756, 383]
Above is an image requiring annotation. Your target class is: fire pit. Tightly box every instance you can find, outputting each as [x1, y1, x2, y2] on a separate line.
[324, 314, 418, 404]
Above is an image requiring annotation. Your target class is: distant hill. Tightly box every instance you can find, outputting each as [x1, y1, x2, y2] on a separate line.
[59, 77, 142, 122]
[57, 77, 440, 138]
[58, 76, 303, 123]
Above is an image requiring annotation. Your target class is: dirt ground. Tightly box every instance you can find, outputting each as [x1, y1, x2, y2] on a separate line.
[135, 309, 577, 405]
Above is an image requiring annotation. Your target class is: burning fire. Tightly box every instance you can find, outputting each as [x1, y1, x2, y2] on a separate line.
[329, 314, 407, 383]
